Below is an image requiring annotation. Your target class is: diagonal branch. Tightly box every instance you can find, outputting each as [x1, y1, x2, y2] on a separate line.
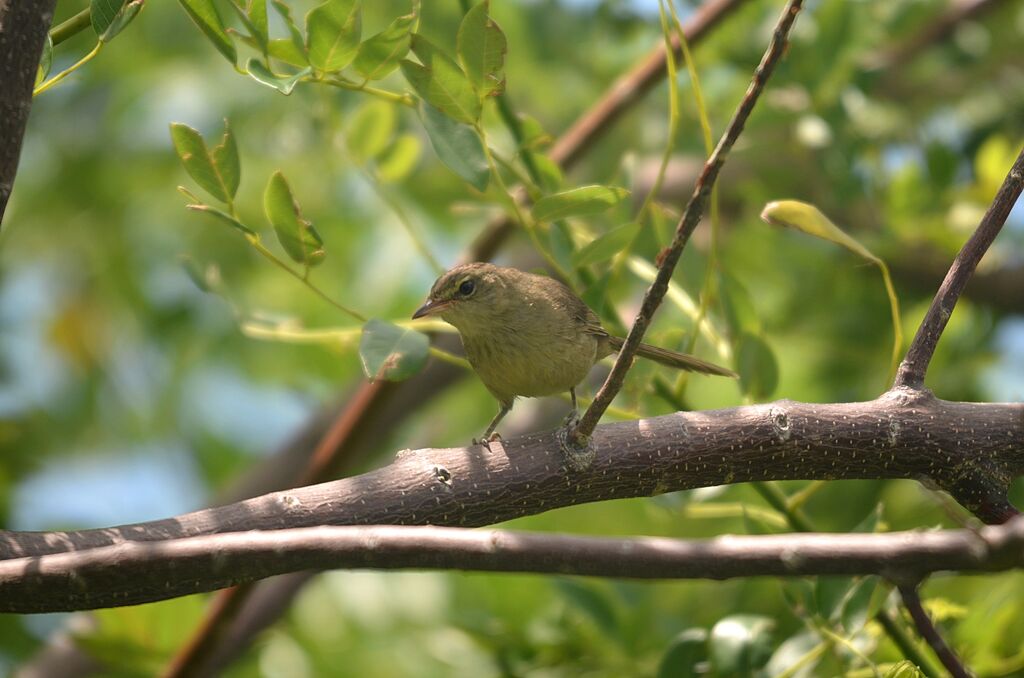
[3, 519, 1024, 614]
[894, 146, 1024, 389]
[898, 583, 972, 678]
[574, 0, 804, 440]
[0, 0, 58, 226]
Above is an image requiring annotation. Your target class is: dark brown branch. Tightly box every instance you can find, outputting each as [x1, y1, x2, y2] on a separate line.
[0, 0, 58, 226]
[3, 391, 1022, 560]
[575, 0, 804, 439]
[894, 146, 1024, 389]
[3, 519, 1024, 614]
[898, 583, 973, 678]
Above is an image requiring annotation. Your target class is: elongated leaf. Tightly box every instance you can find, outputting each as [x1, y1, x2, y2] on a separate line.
[735, 332, 778, 401]
[419, 103, 488, 191]
[457, 0, 506, 98]
[359, 319, 429, 381]
[306, 0, 361, 72]
[709, 615, 774, 675]
[346, 100, 396, 163]
[657, 629, 707, 678]
[376, 134, 421, 182]
[573, 222, 640, 267]
[354, 11, 415, 80]
[229, 2, 267, 56]
[248, 0, 269, 48]
[92, 0, 143, 42]
[177, 0, 237, 65]
[268, 39, 308, 67]
[264, 171, 325, 267]
[532, 185, 629, 222]
[247, 59, 311, 94]
[401, 35, 480, 124]
[184, 203, 255, 235]
[271, 0, 306, 56]
[37, 35, 53, 84]
[170, 123, 235, 204]
[211, 120, 240, 200]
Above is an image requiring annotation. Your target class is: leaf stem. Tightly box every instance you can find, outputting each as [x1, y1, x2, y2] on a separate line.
[322, 76, 416, 107]
[33, 40, 103, 96]
[50, 7, 92, 47]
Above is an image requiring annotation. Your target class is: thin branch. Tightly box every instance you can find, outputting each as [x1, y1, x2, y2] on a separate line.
[3, 520, 1024, 614]
[0, 0, 58, 226]
[49, 7, 92, 47]
[574, 0, 804, 440]
[898, 583, 973, 678]
[894, 146, 1024, 389]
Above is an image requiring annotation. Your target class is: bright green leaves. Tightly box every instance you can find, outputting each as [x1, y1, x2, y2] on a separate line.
[401, 36, 481, 125]
[457, 1, 507, 99]
[264, 172, 325, 268]
[246, 60, 311, 94]
[170, 121, 240, 206]
[420, 104, 489, 191]
[532, 185, 630, 222]
[346, 100, 396, 163]
[354, 12, 416, 80]
[91, 0, 144, 42]
[761, 199, 902, 381]
[177, 0, 237, 65]
[572, 222, 640, 267]
[305, 0, 361, 73]
[657, 629, 708, 678]
[359, 319, 429, 381]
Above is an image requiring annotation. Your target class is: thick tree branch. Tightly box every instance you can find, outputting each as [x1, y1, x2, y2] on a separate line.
[3, 519, 1024, 614]
[895, 146, 1024, 389]
[0, 0, 58, 225]
[3, 391, 1022, 564]
[898, 583, 972, 678]
[575, 0, 804, 439]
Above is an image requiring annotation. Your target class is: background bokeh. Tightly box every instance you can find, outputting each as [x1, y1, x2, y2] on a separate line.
[3, 0, 1024, 675]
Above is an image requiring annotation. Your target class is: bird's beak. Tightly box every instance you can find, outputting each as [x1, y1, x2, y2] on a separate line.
[412, 298, 449, 319]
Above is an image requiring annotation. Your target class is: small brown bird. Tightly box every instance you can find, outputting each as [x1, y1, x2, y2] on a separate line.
[413, 263, 736, 443]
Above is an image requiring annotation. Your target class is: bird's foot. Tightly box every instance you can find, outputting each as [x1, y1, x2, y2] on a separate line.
[472, 432, 502, 452]
[562, 409, 580, 429]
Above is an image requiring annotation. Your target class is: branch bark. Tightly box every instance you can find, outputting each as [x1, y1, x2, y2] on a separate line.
[0, 0, 58, 225]
[3, 518, 1024, 614]
[898, 583, 972, 678]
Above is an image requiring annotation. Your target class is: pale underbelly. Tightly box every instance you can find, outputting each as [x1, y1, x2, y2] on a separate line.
[465, 334, 599, 401]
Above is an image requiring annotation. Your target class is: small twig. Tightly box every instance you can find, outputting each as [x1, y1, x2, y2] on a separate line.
[4, 519, 1024, 614]
[894, 146, 1024, 389]
[574, 0, 804, 440]
[49, 7, 91, 46]
[898, 583, 973, 678]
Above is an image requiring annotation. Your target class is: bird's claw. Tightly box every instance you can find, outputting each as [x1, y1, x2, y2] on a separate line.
[562, 409, 580, 428]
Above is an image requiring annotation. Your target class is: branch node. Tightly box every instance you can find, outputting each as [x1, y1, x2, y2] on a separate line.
[559, 427, 596, 471]
[770, 406, 791, 441]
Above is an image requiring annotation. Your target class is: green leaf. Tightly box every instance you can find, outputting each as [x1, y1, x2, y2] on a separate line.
[657, 629, 707, 678]
[376, 133, 421, 183]
[211, 120, 240, 200]
[709, 614, 775, 676]
[91, 0, 144, 42]
[735, 332, 778, 401]
[354, 11, 415, 80]
[764, 630, 822, 678]
[816, 576, 853, 622]
[264, 171, 325, 267]
[401, 35, 480, 124]
[572, 222, 640, 267]
[457, 0, 506, 98]
[359, 319, 429, 381]
[177, 0, 237, 65]
[36, 35, 53, 84]
[170, 122, 236, 204]
[248, 0, 269, 48]
[247, 59, 311, 95]
[532, 185, 630, 222]
[840, 576, 879, 633]
[184, 203, 255, 235]
[228, 2, 268, 56]
[553, 580, 619, 637]
[419, 103, 489, 191]
[305, 0, 361, 72]
[719, 273, 760, 339]
[346, 100, 396, 163]
[271, 0, 306, 56]
[532, 152, 564, 192]
[884, 660, 926, 678]
[268, 39, 309, 67]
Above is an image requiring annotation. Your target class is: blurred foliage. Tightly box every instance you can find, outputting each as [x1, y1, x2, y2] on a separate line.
[3, 0, 1024, 675]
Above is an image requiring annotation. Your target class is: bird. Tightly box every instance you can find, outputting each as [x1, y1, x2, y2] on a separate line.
[412, 263, 736, 444]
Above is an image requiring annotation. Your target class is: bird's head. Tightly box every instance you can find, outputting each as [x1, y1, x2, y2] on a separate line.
[412, 263, 510, 333]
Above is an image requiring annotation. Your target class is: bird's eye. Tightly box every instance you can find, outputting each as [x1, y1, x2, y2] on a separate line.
[458, 279, 475, 296]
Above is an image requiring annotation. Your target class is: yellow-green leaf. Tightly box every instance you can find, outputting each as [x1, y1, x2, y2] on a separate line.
[170, 122, 236, 204]
[177, 0, 236, 65]
[354, 10, 415, 80]
[532, 185, 629, 222]
[305, 0, 361, 73]
[346, 100, 396, 163]
[572, 222, 640, 267]
[401, 35, 480, 124]
[359, 319, 429, 381]
[457, 0, 506, 98]
[376, 133, 421, 183]
[264, 171, 325, 268]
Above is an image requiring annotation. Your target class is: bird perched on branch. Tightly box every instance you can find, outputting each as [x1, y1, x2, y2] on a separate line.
[413, 263, 736, 444]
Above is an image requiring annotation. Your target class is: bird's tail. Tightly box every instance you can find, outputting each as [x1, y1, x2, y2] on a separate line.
[607, 336, 737, 377]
